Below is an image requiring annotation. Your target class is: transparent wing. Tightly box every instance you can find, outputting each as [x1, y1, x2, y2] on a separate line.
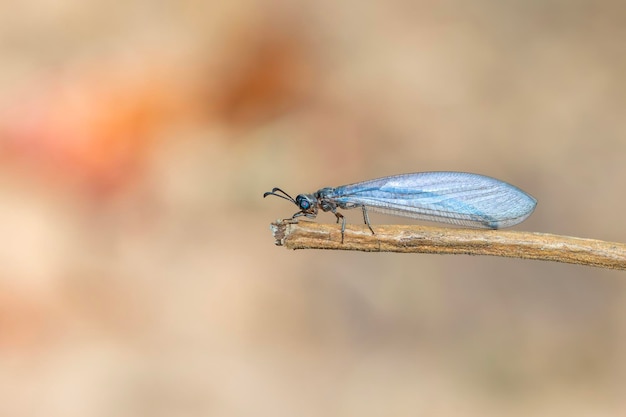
[329, 172, 537, 228]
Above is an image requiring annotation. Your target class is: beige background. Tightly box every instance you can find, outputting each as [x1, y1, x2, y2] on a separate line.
[0, 1, 625, 416]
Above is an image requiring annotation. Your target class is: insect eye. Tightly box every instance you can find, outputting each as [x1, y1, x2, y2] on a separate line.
[296, 196, 311, 210]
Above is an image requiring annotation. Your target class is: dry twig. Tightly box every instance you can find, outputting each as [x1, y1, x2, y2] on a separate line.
[269, 220, 626, 270]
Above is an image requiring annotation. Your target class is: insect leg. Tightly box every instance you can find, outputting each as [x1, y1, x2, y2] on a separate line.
[361, 206, 375, 235]
[332, 210, 346, 243]
[285, 211, 316, 224]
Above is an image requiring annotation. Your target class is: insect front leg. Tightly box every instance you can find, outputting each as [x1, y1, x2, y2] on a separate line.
[331, 210, 346, 244]
[286, 211, 315, 224]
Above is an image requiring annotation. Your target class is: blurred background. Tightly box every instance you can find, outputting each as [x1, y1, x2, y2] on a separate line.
[0, 1, 625, 416]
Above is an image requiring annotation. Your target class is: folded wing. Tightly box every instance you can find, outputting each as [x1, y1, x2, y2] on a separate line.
[330, 172, 537, 228]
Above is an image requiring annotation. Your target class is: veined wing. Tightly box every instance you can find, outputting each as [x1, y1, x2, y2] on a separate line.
[329, 172, 537, 228]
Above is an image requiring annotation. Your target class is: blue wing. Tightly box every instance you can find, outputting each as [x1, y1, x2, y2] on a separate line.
[328, 172, 537, 228]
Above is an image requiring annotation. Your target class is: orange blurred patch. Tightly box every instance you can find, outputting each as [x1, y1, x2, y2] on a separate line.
[0, 21, 314, 197]
[0, 62, 194, 196]
[206, 24, 314, 126]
